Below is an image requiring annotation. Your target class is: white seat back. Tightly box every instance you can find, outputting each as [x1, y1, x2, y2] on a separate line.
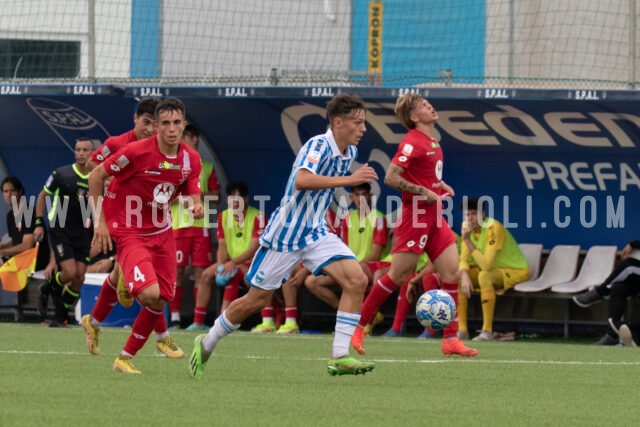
[551, 245, 617, 293]
[518, 243, 543, 280]
[515, 244, 580, 292]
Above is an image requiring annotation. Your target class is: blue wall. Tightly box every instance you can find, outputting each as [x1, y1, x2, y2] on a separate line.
[352, 0, 485, 85]
[0, 86, 638, 251]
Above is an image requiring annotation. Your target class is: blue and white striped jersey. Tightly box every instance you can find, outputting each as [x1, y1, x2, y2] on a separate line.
[260, 129, 357, 252]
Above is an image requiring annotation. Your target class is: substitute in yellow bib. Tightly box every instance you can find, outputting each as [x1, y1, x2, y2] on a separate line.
[458, 198, 530, 341]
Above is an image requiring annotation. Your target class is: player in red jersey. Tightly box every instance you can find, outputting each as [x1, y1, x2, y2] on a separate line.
[81, 98, 185, 359]
[87, 98, 204, 374]
[351, 93, 478, 357]
[90, 98, 158, 167]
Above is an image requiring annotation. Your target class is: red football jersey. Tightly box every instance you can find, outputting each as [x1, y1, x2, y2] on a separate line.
[101, 136, 202, 236]
[92, 129, 137, 164]
[390, 128, 445, 206]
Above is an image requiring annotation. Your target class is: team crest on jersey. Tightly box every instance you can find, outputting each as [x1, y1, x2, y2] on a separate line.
[153, 182, 175, 204]
[431, 141, 439, 148]
[181, 167, 192, 183]
[401, 144, 413, 156]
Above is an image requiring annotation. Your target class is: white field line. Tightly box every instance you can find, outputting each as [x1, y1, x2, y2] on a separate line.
[1, 349, 640, 366]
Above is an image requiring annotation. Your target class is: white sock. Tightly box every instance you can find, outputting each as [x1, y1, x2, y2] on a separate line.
[262, 316, 274, 323]
[332, 311, 360, 359]
[203, 312, 240, 353]
[90, 316, 102, 329]
[285, 317, 297, 323]
[156, 331, 169, 340]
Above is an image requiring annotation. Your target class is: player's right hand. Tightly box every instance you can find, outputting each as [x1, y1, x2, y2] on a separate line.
[351, 163, 378, 184]
[92, 222, 113, 254]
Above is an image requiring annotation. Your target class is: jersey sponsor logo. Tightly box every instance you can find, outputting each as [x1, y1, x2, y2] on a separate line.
[426, 151, 435, 156]
[406, 240, 415, 247]
[144, 170, 161, 175]
[153, 183, 176, 204]
[401, 144, 413, 156]
[159, 161, 181, 170]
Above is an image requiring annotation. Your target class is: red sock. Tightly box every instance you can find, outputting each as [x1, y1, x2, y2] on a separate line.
[359, 274, 398, 327]
[222, 270, 244, 302]
[123, 306, 163, 356]
[91, 276, 118, 323]
[421, 273, 440, 292]
[193, 306, 207, 325]
[440, 281, 459, 340]
[169, 285, 183, 314]
[154, 311, 168, 334]
[285, 306, 298, 322]
[392, 281, 412, 333]
[261, 305, 274, 319]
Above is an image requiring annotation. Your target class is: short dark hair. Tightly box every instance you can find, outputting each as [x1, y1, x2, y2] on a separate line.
[327, 94, 365, 123]
[183, 123, 200, 139]
[461, 197, 483, 212]
[226, 181, 249, 197]
[1, 176, 25, 196]
[155, 98, 185, 120]
[136, 98, 159, 117]
[351, 183, 371, 193]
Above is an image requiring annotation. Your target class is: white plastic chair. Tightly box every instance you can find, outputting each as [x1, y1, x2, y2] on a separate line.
[518, 243, 544, 281]
[551, 245, 617, 293]
[514, 245, 580, 292]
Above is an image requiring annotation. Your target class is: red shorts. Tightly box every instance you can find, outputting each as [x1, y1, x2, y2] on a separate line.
[393, 204, 456, 261]
[114, 229, 177, 302]
[364, 261, 391, 276]
[175, 227, 213, 268]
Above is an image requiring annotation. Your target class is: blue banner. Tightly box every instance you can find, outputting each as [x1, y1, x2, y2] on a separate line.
[1, 88, 637, 250]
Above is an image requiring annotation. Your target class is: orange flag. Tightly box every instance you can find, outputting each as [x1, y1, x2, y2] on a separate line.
[0, 243, 39, 292]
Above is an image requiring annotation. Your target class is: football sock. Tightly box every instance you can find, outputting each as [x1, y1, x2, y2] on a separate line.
[261, 305, 275, 320]
[61, 287, 79, 309]
[440, 281, 459, 340]
[333, 311, 360, 359]
[392, 282, 411, 333]
[193, 306, 207, 325]
[284, 306, 298, 323]
[169, 285, 183, 320]
[91, 275, 118, 324]
[123, 306, 163, 356]
[155, 311, 168, 334]
[203, 312, 240, 353]
[358, 274, 398, 327]
[479, 286, 496, 332]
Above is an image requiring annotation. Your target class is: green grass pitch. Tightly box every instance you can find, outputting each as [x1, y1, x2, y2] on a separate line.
[1, 323, 638, 426]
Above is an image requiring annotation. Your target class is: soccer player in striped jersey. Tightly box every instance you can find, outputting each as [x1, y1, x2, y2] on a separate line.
[189, 94, 379, 378]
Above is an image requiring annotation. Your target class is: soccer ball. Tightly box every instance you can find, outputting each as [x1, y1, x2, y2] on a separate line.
[415, 289, 456, 330]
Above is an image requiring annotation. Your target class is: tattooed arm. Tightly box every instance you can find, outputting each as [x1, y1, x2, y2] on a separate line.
[384, 163, 439, 204]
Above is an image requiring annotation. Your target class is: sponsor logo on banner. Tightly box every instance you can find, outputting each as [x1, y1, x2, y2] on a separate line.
[26, 98, 110, 152]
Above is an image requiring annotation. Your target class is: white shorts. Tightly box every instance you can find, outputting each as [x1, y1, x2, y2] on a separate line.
[246, 233, 356, 291]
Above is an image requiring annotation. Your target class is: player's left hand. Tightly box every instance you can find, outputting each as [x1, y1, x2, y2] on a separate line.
[441, 182, 455, 197]
[190, 203, 205, 219]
